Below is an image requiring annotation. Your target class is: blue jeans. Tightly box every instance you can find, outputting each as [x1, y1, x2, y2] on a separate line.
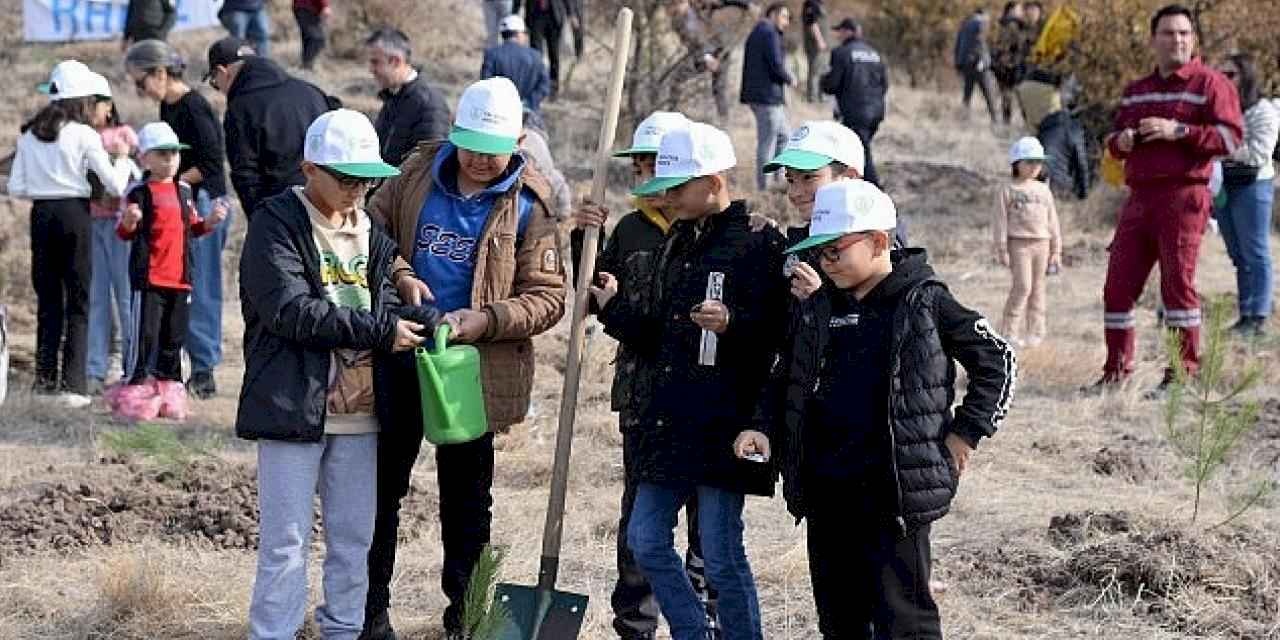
[628, 483, 762, 640]
[748, 103, 788, 191]
[220, 9, 271, 58]
[86, 217, 133, 381]
[187, 191, 231, 375]
[1217, 179, 1274, 318]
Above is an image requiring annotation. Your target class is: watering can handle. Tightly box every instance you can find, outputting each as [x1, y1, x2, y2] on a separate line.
[433, 323, 452, 355]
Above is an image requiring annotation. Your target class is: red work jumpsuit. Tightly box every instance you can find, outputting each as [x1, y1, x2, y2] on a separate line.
[1103, 58, 1243, 379]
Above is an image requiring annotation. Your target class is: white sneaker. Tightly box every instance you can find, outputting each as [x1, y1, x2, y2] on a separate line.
[58, 393, 92, 409]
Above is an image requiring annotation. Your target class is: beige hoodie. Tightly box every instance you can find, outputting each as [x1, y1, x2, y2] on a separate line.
[994, 179, 1062, 259]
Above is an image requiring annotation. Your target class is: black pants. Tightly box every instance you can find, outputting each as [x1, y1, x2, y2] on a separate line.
[613, 432, 717, 638]
[130, 287, 189, 384]
[367, 428, 495, 633]
[30, 198, 92, 394]
[961, 68, 998, 123]
[845, 120, 882, 188]
[807, 512, 941, 639]
[528, 12, 564, 96]
[293, 7, 326, 69]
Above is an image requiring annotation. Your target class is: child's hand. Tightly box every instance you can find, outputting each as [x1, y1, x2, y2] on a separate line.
[690, 300, 730, 334]
[790, 262, 822, 300]
[208, 200, 229, 226]
[734, 430, 771, 461]
[994, 250, 1009, 267]
[589, 271, 619, 308]
[747, 212, 777, 233]
[121, 203, 143, 230]
[572, 200, 609, 229]
[1049, 254, 1062, 269]
[392, 319, 426, 352]
[944, 433, 974, 477]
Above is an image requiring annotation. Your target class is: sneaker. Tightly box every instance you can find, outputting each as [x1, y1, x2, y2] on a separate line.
[187, 371, 217, 400]
[86, 377, 105, 397]
[1231, 316, 1268, 338]
[57, 393, 92, 409]
[357, 610, 397, 640]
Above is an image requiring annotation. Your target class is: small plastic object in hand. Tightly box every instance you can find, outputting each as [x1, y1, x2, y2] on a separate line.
[744, 452, 768, 463]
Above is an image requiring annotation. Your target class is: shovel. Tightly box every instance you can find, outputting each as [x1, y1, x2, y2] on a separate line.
[494, 7, 634, 640]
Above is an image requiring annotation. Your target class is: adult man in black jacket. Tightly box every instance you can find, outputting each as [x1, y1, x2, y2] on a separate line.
[523, 0, 582, 99]
[207, 37, 338, 218]
[822, 18, 888, 186]
[365, 28, 451, 167]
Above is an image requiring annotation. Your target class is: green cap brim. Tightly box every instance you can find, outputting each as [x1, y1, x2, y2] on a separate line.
[763, 148, 834, 173]
[631, 175, 693, 196]
[785, 232, 844, 254]
[36, 82, 52, 94]
[145, 143, 192, 152]
[612, 146, 659, 158]
[449, 126, 518, 155]
[325, 162, 401, 178]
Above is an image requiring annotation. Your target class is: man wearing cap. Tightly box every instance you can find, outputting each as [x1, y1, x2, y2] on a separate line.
[481, 15, 553, 117]
[361, 77, 566, 640]
[589, 121, 787, 640]
[746, 180, 1014, 640]
[237, 108, 435, 640]
[366, 28, 452, 168]
[570, 111, 724, 639]
[741, 3, 796, 192]
[821, 17, 887, 187]
[208, 36, 338, 219]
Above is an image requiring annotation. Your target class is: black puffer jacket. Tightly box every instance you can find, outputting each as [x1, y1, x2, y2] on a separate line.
[599, 201, 788, 495]
[755, 249, 1016, 529]
[1038, 110, 1092, 201]
[235, 190, 439, 442]
[224, 57, 338, 218]
[374, 72, 451, 168]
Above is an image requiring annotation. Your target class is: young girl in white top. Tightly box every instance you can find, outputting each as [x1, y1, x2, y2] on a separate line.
[8, 61, 132, 404]
[994, 136, 1062, 348]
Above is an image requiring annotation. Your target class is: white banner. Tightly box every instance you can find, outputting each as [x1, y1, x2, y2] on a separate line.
[23, 0, 224, 43]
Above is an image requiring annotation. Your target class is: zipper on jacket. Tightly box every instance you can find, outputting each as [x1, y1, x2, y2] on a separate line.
[886, 286, 922, 536]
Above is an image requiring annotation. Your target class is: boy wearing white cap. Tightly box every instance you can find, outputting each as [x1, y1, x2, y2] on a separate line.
[10, 61, 132, 405]
[589, 122, 787, 640]
[363, 77, 566, 639]
[743, 180, 1015, 639]
[995, 136, 1061, 347]
[571, 111, 723, 638]
[237, 109, 436, 640]
[117, 122, 227, 385]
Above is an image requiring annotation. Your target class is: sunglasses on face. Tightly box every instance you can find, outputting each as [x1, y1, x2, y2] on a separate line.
[817, 233, 873, 263]
[317, 164, 376, 191]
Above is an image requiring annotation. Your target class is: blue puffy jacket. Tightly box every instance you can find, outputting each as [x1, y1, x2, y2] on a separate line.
[740, 20, 793, 105]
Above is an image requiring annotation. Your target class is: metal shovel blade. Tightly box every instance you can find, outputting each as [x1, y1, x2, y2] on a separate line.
[493, 583, 588, 640]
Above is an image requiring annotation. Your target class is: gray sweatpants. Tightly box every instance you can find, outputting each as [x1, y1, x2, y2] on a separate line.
[248, 434, 378, 640]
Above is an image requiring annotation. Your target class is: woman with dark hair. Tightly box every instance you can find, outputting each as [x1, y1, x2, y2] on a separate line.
[8, 61, 132, 405]
[125, 39, 230, 398]
[1217, 53, 1278, 336]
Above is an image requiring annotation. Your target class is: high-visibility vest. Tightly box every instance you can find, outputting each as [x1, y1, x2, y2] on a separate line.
[1030, 6, 1081, 65]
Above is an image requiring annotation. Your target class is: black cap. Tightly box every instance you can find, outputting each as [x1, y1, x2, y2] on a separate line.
[833, 17, 860, 32]
[204, 37, 255, 81]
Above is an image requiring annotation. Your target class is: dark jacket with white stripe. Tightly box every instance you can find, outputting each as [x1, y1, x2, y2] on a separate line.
[754, 249, 1016, 530]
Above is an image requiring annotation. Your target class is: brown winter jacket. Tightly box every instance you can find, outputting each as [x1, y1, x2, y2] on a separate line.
[368, 139, 567, 430]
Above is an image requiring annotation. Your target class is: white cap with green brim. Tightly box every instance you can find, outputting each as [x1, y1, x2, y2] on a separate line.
[37, 60, 112, 101]
[449, 77, 523, 155]
[614, 111, 690, 157]
[632, 122, 737, 196]
[304, 109, 400, 178]
[763, 120, 865, 175]
[786, 179, 896, 254]
[138, 122, 191, 153]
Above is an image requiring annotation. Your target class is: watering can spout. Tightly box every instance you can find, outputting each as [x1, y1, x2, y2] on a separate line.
[433, 323, 452, 356]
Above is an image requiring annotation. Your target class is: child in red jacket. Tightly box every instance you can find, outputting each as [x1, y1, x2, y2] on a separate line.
[117, 122, 227, 385]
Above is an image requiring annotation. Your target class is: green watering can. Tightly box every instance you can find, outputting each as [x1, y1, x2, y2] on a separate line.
[414, 324, 488, 445]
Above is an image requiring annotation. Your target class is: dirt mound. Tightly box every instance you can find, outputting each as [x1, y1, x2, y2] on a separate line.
[1089, 447, 1153, 483]
[0, 458, 440, 554]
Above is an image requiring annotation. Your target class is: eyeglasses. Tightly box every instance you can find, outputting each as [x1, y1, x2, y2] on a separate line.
[317, 164, 376, 191]
[817, 233, 872, 263]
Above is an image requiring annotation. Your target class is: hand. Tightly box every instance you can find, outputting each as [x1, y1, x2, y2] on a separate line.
[589, 271, 619, 308]
[121, 203, 143, 230]
[207, 200, 229, 226]
[392, 319, 426, 352]
[790, 262, 822, 300]
[995, 250, 1009, 267]
[320, 6, 332, 18]
[1138, 117, 1181, 142]
[747, 212, 778, 232]
[703, 54, 720, 73]
[572, 200, 609, 229]
[108, 139, 131, 159]
[570, 16, 580, 31]
[734, 430, 771, 461]
[1114, 128, 1136, 153]
[445, 308, 490, 343]
[944, 433, 974, 477]
[396, 274, 435, 305]
[690, 299, 730, 334]
[1049, 254, 1062, 269]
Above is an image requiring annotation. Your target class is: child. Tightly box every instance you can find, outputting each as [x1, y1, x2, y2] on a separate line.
[117, 122, 227, 386]
[762, 119, 866, 301]
[743, 179, 1016, 639]
[994, 136, 1062, 347]
[237, 108, 437, 640]
[590, 121, 788, 640]
[8, 61, 132, 405]
[87, 104, 142, 394]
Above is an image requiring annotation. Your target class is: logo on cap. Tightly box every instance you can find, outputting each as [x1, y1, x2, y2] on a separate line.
[656, 153, 679, 168]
